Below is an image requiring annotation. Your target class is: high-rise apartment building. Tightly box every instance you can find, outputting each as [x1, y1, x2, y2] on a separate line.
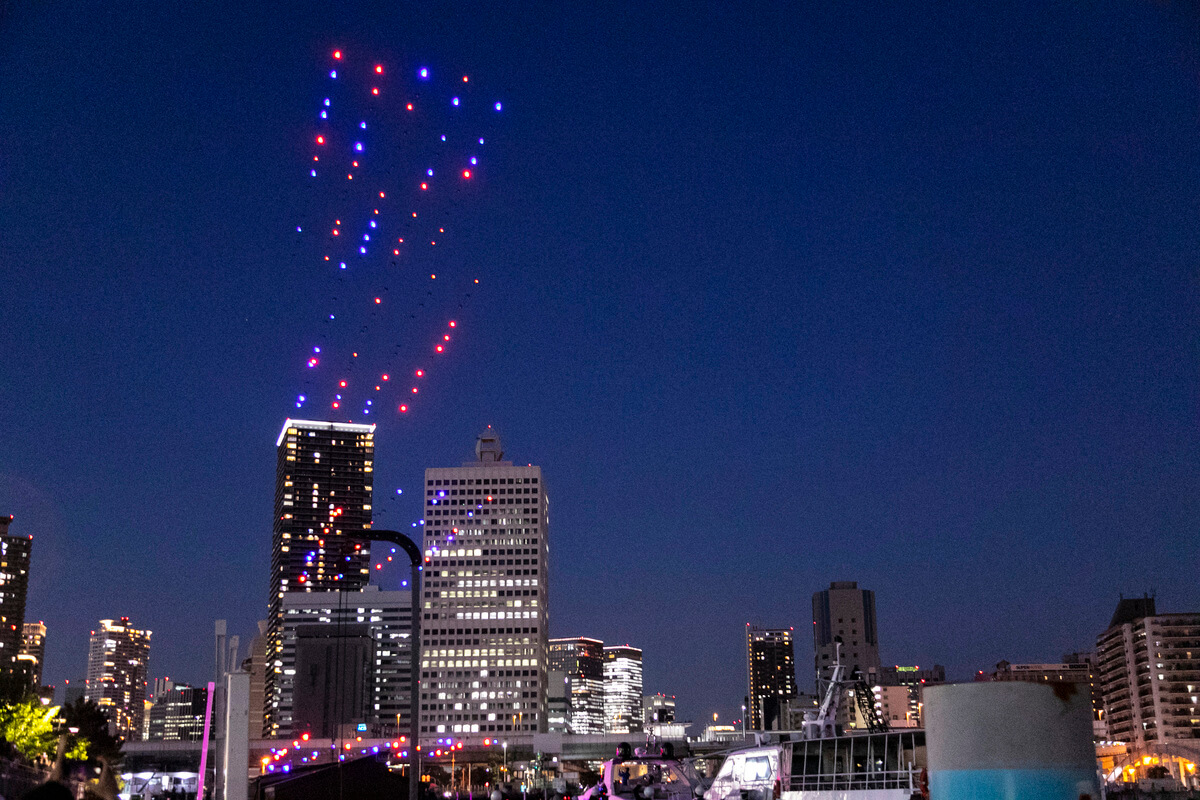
[84, 618, 151, 741]
[19, 621, 46, 686]
[866, 664, 945, 728]
[603, 646, 643, 734]
[419, 430, 549, 737]
[746, 625, 798, 730]
[267, 419, 376, 736]
[275, 586, 413, 737]
[0, 517, 32, 682]
[1096, 596, 1200, 747]
[812, 581, 880, 682]
[549, 637, 606, 734]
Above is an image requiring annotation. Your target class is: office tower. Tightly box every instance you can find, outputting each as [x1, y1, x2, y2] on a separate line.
[549, 637, 606, 734]
[145, 680, 210, 741]
[746, 625, 798, 730]
[547, 670, 570, 733]
[84, 618, 151, 740]
[1097, 596, 1200, 747]
[275, 587, 413, 738]
[19, 621, 46, 686]
[603, 646, 643, 733]
[0, 516, 32, 681]
[419, 429, 549, 736]
[267, 419, 376, 736]
[642, 693, 675, 725]
[812, 581, 880, 682]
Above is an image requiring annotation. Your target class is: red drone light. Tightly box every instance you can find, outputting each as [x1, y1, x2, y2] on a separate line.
[333, 50, 342, 60]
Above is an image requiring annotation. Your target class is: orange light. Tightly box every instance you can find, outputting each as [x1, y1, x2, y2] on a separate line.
[407, 103, 413, 111]
[412, 387, 418, 394]
[420, 182, 428, 190]
[339, 380, 347, 387]
[375, 297, 381, 304]
[463, 75, 469, 82]
[380, 191, 386, 198]
[462, 169, 472, 179]
[333, 50, 342, 60]
[316, 136, 325, 144]
[382, 374, 389, 380]
[449, 321, 456, 327]
[416, 370, 424, 377]
[372, 87, 379, 95]
[375, 65, 383, 74]
[399, 405, 408, 412]
[302, 733, 310, 741]
[444, 334, 451, 341]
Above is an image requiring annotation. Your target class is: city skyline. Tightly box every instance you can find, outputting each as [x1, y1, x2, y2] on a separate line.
[3, 0, 1199, 729]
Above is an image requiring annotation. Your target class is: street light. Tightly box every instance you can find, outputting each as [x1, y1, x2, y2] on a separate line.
[359, 529, 423, 800]
[503, 741, 508, 774]
[741, 704, 746, 735]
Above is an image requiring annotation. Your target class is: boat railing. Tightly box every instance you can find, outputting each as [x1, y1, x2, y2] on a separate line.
[788, 766, 918, 793]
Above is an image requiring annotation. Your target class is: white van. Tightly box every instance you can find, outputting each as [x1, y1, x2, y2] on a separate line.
[705, 745, 781, 800]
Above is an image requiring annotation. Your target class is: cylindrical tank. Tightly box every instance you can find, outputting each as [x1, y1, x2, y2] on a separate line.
[923, 682, 1099, 799]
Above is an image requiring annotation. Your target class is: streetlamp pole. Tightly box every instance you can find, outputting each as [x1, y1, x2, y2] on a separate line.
[361, 529, 423, 800]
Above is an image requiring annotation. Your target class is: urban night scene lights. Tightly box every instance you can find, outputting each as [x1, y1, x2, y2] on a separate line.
[1, 3, 1198, 793]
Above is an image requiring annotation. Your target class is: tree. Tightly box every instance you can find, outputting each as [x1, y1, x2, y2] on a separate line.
[61, 698, 122, 766]
[0, 697, 59, 762]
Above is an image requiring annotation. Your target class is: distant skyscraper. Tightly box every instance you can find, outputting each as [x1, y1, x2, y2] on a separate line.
[267, 418, 376, 736]
[145, 680, 209, 741]
[0, 516, 32, 682]
[420, 429, 549, 736]
[642, 693, 676, 727]
[275, 586, 413, 737]
[549, 637, 606, 734]
[603, 646, 643, 733]
[1097, 596, 1200, 747]
[84, 618, 151, 741]
[19, 621, 46, 686]
[746, 626, 797, 730]
[812, 581, 880, 683]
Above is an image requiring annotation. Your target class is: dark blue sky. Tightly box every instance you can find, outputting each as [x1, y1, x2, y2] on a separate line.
[2, 0, 1198, 725]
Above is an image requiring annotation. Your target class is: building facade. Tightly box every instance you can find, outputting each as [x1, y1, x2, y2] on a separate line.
[866, 664, 945, 728]
[812, 581, 880, 682]
[19, 621, 46, 686]
[643, 693, 676, 726]
[1096, 596, 1200, 747]
[603, 646, 643, 734]
[274, 587, 412, 737]
[0, 517, 31, 683]
[145, 680, 209, 741]
[267, 419, 376, 736]
[84, 618, 151, 741]
[746, 625, 798, 730]
[549, 637, 606, 734]
[419, 430, 549, 737]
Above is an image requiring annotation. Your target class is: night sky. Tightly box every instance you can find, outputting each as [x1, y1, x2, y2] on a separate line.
[2, 1, 1198, 726]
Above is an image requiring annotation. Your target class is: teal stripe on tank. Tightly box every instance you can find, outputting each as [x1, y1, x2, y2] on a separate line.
[931, 767, 1098, 799]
